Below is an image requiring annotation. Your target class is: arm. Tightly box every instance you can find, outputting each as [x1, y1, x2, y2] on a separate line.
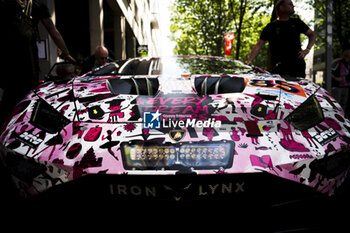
[331, 61, 343, 82]
[247, 39, 266, 65]
[298, 29, 316, 58]
[332, 75, 342, 82]
[41, 17, 76, 62]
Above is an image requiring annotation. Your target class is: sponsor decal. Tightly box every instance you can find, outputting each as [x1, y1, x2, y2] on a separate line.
[109, 182, 245, 201]
[136, 95, 215, 121]
[313, 128, 338, 146]
[17, 132, 43, 148]
[247, 80, 306, 97]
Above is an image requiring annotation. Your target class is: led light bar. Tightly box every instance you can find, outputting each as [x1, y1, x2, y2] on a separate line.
[121, 141, 235, 170]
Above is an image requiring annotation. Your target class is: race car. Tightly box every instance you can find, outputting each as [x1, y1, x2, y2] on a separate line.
[0, 56, 349, 205]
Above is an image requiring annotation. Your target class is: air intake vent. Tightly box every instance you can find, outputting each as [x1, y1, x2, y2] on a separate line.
[194, 76, 245, 95]
[107, 77, 159, 96]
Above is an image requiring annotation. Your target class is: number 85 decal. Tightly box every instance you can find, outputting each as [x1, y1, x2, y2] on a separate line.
[248, 80, 306, 97]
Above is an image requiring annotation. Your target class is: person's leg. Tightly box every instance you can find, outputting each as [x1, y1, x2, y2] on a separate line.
[331, 87, 342, 104]
[292, 59, 306, 78]
[341, 88, 349, 112]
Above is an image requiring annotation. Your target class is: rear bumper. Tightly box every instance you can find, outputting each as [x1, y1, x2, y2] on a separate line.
[29, 172, 323, 205]
[3, 170, 350, 232]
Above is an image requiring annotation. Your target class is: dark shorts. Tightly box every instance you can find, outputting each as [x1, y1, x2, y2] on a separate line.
[271, 59, 306, 78]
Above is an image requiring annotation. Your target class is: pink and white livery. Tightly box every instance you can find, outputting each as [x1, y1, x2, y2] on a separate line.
[1, 56, 349, 202]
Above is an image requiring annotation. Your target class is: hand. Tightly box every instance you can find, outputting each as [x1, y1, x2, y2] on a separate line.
[298, 49, 310, 59]
[333, 76, 342, 82]
[63, 54, 77, 63]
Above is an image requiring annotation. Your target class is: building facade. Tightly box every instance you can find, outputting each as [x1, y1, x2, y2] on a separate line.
[38, 0, 160, 79]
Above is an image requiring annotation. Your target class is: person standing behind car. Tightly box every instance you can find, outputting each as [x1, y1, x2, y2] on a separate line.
[81, 45, 113, 74]
[247, 0, 316, 78]
[0, 0, 75, 124]
[331, 49, 350, 112]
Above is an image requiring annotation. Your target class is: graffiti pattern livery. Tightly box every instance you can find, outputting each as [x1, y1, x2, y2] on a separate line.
[0, 56, 350, 199]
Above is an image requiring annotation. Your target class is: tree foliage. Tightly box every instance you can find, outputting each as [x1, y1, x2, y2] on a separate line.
[333, 0, 350, 51]
[309, 0, 350, 57]
[170, 0, 272, 68]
